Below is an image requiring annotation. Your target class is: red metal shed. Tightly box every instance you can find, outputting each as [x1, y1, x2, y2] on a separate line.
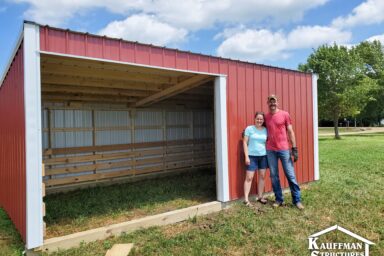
[0, 21, 319, 250]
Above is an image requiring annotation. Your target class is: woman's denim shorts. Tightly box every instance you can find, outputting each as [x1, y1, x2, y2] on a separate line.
[246, 155, 268, 171]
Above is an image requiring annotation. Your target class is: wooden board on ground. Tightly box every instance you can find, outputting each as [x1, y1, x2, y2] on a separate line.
[105, 244, 134, 256]
[41, 201, 223, 253]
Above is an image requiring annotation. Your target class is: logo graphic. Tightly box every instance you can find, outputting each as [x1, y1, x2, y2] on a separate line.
[308, 225, 375, 256]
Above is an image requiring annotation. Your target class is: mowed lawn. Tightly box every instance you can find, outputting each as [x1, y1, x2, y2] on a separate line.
[0, 134, 383, 255]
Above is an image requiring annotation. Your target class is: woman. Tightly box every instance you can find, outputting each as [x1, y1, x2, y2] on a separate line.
[243, 111, 268, 206]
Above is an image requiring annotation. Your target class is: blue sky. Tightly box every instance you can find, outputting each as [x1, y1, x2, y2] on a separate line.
[1, 0, 384, 74]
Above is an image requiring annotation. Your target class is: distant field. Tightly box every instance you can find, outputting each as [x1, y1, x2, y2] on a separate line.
[0, 134, 383, 255]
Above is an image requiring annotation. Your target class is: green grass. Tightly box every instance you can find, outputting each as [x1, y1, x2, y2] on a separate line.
[0, 209, 24, 256]
[44, 168, 216, 238]
[0, 135, 383, 255]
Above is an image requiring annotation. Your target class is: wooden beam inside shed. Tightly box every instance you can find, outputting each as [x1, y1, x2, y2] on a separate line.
[41, 53, 192, 78]
[41, 63, 176, 85]
[135, 75, 212, 107]
[41, 84, 151, 98]
[42, 74, 167, 92]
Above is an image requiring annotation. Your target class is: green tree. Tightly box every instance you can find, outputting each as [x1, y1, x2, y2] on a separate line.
[353, 40, 384, 126]
[299, 44, 378, 139]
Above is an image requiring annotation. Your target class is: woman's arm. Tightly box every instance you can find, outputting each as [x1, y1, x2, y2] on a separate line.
[243, 136, 250, 165]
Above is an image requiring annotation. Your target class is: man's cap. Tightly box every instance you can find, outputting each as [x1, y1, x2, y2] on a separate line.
[267, 94, 278, 101]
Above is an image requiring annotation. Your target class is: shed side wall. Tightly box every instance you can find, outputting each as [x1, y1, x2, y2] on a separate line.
[0, 43, 26, 241]
[39, 27, 315, 200]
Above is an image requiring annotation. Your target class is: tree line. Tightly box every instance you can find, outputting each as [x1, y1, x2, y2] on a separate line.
[299, 40, 384, 139]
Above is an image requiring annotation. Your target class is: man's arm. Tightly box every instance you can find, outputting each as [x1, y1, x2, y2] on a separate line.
[287, 124, 296, 147]
[287, 124, 299, 162]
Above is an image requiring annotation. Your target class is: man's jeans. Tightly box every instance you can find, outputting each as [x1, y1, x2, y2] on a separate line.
[267, 150, 301, 204]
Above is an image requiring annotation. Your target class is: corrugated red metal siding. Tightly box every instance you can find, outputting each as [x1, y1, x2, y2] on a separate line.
[0, 43, 26, 241]
[39, 27, 315, 200]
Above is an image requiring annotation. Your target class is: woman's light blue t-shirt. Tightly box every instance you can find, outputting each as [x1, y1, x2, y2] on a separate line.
[244, 126, 267, 156]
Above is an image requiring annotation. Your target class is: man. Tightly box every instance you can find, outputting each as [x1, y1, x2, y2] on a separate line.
[264, 94, 304, 210]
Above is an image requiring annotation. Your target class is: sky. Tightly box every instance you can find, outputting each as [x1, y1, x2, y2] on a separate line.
[1, 0, 384, 75]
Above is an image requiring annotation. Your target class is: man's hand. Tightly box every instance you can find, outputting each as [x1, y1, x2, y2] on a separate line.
[291, 147, 298, 162]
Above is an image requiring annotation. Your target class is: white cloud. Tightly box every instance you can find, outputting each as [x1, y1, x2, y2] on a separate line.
[10, 0, 144, 26]
[142, 0, 329, 31]
[98, 14, 187, 46]
[287, 26, 351, 48]
[366, 34, 384, 44]
[332, 0, 384, 28]
[217, 25, 351, 62]
[12, 0, 329, 30]
[217, 29, 289, 62]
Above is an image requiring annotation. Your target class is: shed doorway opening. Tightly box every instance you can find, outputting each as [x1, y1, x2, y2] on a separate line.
[39, 53, 222, 238]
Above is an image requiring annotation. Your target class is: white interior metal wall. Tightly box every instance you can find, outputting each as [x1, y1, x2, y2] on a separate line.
[42, 108, 213, 149]
[42, 107, 213, 179]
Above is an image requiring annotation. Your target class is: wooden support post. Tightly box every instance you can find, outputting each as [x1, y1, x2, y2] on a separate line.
[191, 110, 195, 168]
[43, 222, 47, 238]
[92, 109, 97, 175]
[47, 109, 53, 181]
[162, 109, 166, 171]
[42, 183, 46, 197]
[130, 109, 136, 176]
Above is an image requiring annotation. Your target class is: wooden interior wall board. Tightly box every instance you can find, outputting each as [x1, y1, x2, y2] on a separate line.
[44, 139, 213, 155]
[43, 142, 213, 163]
[41, 84, 152, 98]
[42, 103, 212, 112]
[134, 75, 212, 107]
[43, 127, 93, 132]
[42, 74, 164, 91]
[43, 126, 133, 132]
[165, 158, 213, 169]
[46, 159, 135, 176]
[44, 165, 162, 186]
[42, 93, 138, 103]
[41, 54, 190, 78]
[45, 155, 214, 185]
[42, 145, 213, 165]
[45, 166, 212, 194]
[44, 151, 137, 165]
[44, 146, 213, 176]
[41, 62, 177, 85]
[45, 159, 214, 187]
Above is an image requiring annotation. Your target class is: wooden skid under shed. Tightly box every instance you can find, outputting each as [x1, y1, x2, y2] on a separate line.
[41, 201, 223, 253]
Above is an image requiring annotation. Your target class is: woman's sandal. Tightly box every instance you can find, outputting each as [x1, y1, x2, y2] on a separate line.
[243, 201, 252, 207]
[257, 198, 268, 204]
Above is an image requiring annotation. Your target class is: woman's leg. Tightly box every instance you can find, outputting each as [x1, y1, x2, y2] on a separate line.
[257, 169, 266, 199]
[244, 171, 255, 202]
